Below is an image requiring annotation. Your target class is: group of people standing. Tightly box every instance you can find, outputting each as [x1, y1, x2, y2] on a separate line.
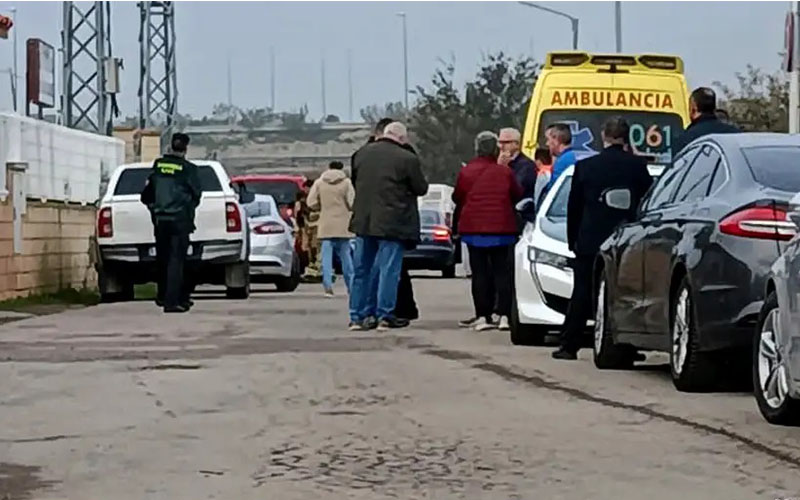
[306, 119, 426, 331]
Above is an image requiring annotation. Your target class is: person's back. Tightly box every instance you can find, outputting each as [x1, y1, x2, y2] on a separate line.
[142, 154, 201, 232]
[672, 87, 740, 155]
[308, 166, 354, 239]
[454, 156, 522, 236]
[568, 145, 652, 256]
[350, 138, 428, 242]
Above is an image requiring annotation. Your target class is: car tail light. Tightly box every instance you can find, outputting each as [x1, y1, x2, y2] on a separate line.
[226, 202, 242, 233]
[432, 225, 451, 242]
[97, 207, 113, 238]
[253, 221, 285, 235]
[719, 206, 796, 241]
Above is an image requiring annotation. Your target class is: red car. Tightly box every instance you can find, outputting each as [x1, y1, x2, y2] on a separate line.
[231, 174, 308, 224]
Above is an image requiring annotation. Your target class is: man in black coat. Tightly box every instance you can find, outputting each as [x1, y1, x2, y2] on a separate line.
[140, 133, 202, 313]
[348, 121, 429, 331]
[672, 87, 739, 156]
[553, 117, 653, 360]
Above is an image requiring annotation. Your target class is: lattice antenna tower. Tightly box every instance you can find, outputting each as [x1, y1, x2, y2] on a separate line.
[61, 1, 114, 134]
[138, 1, 178, 149]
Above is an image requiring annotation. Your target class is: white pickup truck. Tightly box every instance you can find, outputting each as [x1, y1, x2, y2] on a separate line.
[95, 160, 251, 302]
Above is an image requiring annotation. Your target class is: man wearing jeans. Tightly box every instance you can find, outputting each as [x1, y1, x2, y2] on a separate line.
[348, 121, 429, 331]
[306, 161, 355, 298]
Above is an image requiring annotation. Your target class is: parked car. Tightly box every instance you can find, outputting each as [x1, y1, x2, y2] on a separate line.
[510, 163, 664, 346]
[243, 194, 301, 292]
[404, 208, 457, 278]
[754, 191, 800, 426]
[510, 165, 574, 346]
[593, 134, 800, 392]
[231, 174, 309, 270]
[96, 161, 251, 302]
[231, 174, 307, 224]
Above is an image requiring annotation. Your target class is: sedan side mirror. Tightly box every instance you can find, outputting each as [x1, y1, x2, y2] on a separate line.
[239, 191, 255, 205]
[515, 198, 535, 212]
[789, 210, 800, 229]
[601, 188, 632, 211]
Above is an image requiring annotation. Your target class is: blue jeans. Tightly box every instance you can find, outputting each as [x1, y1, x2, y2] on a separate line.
[321, 238, 354, 293]
[349, 236, 405, 322]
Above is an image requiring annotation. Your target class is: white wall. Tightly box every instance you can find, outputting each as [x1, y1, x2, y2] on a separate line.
[0, 112, 124, 204]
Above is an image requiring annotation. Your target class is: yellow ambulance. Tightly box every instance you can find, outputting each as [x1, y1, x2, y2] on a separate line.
[522, 52, 691, 166]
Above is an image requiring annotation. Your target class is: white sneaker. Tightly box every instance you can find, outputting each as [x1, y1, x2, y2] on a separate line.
[498, 316, 510, 331]
[473, 317, 497, 332]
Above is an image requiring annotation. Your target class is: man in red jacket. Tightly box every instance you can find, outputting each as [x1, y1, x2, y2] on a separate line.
[453, 131, 523, 331]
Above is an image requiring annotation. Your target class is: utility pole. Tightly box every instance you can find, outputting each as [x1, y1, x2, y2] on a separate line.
[614, 1, 622, 53]
[397, 12, 409, 109]
[791, 2, 800, 133]
[269, 46, 275, 111]
[320, 52, 327, 119]
[10, 6, 17, 112]
[226, 55, 233, 124]
[347, 49, 353, 122]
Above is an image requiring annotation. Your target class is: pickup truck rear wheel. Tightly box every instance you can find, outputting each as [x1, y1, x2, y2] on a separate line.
[98, 268, 134, 303]
[225, 262, 251, 299]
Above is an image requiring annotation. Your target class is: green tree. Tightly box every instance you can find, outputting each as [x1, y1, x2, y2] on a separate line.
[360, 102, 410, 125]
[714, 65, 788, 132]
[410, 52, 540, 183]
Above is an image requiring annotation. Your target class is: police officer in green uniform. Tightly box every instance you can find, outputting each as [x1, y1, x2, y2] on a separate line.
[140, 133, 202, 313]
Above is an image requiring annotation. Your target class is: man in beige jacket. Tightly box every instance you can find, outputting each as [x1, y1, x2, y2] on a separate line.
[307, 161, 356, 298]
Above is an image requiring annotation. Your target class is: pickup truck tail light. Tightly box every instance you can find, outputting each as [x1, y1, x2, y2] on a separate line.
[719, 206, 795, 241]
[253, 221, 285, 235]
[97, 207, 113, 238]
[432, 225, 451, 242]
[226, 202, 242, 233]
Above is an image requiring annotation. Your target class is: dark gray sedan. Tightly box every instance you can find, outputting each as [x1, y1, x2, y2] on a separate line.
[593, 133, 800, 392]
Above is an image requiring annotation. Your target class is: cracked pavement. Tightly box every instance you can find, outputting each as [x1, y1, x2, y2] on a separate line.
[1, 278, 800, 499]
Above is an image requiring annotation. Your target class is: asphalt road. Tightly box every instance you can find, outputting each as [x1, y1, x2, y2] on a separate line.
[1, 277, 800, 499]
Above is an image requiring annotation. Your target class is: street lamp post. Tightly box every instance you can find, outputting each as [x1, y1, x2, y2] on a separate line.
[397, 12, 408, 110]
[615, 1, 622, 52]
[517, 1, 579, 50]
[10, 6, 17, 112]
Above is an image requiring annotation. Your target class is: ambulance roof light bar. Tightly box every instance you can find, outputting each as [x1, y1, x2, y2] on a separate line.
[545, 52, 683, 73]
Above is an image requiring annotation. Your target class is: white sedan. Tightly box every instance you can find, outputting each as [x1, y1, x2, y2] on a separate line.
[510, 163, 663, 346]
[511, 166, 576, 346]
[243, 194, 301, 292]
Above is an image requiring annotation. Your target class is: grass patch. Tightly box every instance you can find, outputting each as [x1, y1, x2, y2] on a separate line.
[135, 283, 157, 300]
[0, 287, 100, 314]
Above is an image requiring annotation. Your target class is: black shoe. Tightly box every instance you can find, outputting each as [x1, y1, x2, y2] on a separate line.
[181, 299, 194, 309]
[552, 348, 578, 360]
[156, 299, 164, 307]
[164, 304, 190, 313]
[633, 352, 646, 362]
[377, 318, 410, 331]
[363, 316, 378, 330]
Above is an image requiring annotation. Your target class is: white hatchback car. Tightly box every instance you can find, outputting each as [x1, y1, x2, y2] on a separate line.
[243, 194, 300, 292]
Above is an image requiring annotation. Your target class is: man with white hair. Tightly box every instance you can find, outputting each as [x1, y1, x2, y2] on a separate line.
[348, 121, 429, 331]
[498, 127, 537, 225]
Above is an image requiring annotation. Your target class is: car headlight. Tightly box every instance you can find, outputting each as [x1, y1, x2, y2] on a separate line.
[528, 246, 570, 269]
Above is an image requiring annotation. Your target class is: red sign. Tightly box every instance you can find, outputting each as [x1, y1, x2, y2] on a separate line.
[26, 39, 56, 108]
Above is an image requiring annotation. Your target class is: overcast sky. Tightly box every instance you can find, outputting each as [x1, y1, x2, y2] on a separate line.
[0, 1, 789, 121]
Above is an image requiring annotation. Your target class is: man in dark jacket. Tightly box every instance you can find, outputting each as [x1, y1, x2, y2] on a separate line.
[349, 121, 429, 331]
[140, 133, 202, 313]
[672, 87, 740, 156]
[351, 118, 394, 185]
[553, 117, 653, 360]
[498, 127, 537, 228]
